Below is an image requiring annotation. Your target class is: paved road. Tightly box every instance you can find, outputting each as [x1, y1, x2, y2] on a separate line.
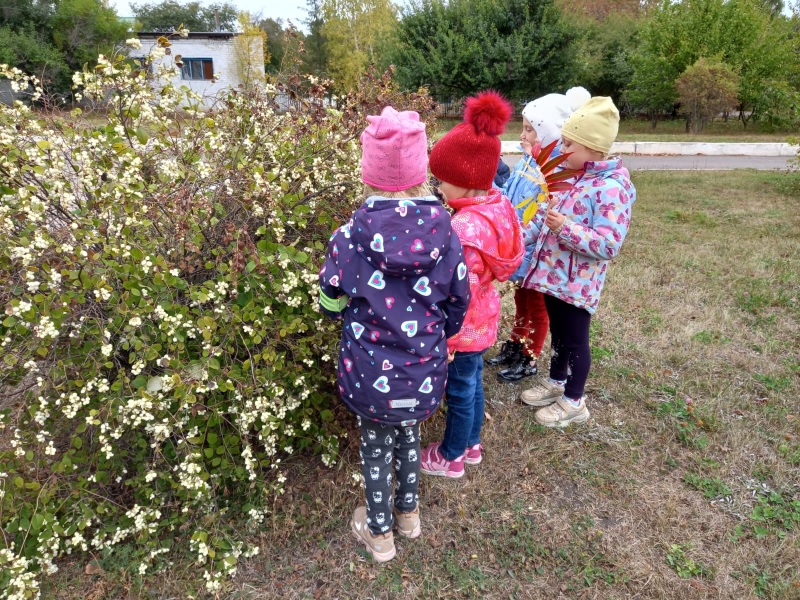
[502, 154, 793, 171]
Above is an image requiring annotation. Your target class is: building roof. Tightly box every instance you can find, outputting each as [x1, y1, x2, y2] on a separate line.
[136, 31, 239, 40]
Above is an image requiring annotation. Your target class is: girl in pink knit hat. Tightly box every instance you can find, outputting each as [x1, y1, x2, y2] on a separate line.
[319, 106, 471, 561]
[419, 91, 524, 478]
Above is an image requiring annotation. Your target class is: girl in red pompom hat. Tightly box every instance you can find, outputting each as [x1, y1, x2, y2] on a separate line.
[420, 91, 524, 478]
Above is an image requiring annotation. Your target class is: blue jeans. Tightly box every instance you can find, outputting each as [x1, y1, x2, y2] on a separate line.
[440, 351, 485, 461]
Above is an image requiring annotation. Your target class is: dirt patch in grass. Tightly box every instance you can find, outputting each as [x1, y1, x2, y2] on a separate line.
[41, 171, 800, 599]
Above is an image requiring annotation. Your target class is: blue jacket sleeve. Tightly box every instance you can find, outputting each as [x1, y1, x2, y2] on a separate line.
[494, 158, 511, 188]
[318, 231, 348, 320]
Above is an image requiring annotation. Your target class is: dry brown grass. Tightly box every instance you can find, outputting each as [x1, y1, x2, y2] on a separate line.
[43, 171, 800, 599]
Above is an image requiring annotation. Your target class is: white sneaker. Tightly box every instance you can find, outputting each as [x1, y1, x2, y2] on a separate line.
[534, 396, 590, 427]
[520, 378, 565, 407]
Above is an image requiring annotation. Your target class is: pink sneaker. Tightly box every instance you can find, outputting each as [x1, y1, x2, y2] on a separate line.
[420, 442, 465, 478]
[464, 443, 483, 465]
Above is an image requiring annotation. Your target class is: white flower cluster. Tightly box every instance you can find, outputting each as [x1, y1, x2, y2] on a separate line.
[0, 548, 40, 600]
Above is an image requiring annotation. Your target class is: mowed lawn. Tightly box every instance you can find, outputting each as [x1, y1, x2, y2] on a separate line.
[46, 171, 800, 599]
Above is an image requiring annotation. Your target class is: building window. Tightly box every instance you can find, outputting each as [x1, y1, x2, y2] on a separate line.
[181, 58, 214, 80]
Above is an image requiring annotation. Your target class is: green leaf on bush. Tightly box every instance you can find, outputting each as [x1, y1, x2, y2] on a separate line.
[131, 376, 147, 389]
[135, 128, 149, 144]
[31, 514, 45, 531]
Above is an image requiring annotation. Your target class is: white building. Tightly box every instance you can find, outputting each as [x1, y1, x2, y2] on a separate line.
[131, 31, 264, 105]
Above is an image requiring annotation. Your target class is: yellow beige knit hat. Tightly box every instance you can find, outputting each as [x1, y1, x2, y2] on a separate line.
[560, 96, 619, 155]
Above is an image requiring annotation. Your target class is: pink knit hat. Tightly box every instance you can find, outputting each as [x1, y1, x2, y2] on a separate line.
[360, 106, 428, 192]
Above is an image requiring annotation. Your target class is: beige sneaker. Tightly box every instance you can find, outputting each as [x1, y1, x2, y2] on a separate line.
[394, 507, 421, 539]
[534, 396, 590, 427]
[520, 378, 565, 407]
[350, 506, 396, 562]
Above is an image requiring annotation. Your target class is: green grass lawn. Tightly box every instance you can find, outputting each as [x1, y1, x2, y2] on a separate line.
[436, 117, 796, 144]
[43, 171, 800, 599]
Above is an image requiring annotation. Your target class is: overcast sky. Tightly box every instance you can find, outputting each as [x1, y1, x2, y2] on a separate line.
[110, 0, 310, 30]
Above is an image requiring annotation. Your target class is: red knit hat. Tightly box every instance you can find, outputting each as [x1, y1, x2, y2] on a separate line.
[429, 91, 513, 190]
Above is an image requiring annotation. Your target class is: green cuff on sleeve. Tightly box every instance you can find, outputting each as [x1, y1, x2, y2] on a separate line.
[319, 289, 348, 313]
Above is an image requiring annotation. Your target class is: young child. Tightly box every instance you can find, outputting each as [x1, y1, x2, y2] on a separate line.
[491, 87, 591, 384]
[319, 106, 471, 562]
[518, 96, 636, 427]
[419, 91, 524, 477]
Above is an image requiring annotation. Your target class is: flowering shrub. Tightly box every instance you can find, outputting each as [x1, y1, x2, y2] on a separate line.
[0, 38, 435, 598]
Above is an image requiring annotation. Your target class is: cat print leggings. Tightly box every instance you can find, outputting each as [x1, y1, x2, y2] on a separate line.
[357, 417, 421, 535]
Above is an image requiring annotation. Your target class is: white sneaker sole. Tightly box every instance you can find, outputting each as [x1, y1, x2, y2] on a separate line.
[419, 466, 465, 478]
[536, 410, 590, 428]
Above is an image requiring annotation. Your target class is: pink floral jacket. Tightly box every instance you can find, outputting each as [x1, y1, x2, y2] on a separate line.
[522, 157, 636, 314]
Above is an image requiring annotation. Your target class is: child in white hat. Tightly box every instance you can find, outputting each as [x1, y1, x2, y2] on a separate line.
[490, 87, 590, 383]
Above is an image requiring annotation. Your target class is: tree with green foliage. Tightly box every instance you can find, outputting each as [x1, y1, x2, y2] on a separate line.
[572, 12, 639, 109]
[0, 27, 69, 89]
[233, 12, 267, 86]
[302, 0, 328, 77]
[130, 0, 238, 32]
[259, 17, 286, 74]
[675, 57, 739, 133]
[386, 0, 580, 103]
[0, 0, 127, 93]
[626, 0, 796, 125]
[51, 0, 129, 73]
[0, 0, 52, 30]
[321, 0, 395, 92]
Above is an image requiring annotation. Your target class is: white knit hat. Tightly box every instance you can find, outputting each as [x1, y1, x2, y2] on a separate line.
[521, 87, 591, 147]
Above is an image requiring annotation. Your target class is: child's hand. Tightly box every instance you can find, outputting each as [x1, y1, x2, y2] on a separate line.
[545, 207, 566, 232]
[447, 352, 455, 363]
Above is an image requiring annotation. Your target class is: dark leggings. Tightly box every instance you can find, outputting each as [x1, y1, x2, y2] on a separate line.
[543, 294, 592, 400]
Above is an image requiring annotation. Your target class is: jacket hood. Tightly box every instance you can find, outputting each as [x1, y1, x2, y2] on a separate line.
[351, 196, 453, 276]
[582, 156, 631, 181]
[449, 188, 524, 282]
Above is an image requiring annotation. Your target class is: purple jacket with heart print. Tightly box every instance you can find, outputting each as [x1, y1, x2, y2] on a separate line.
[318, 195, 471, 426]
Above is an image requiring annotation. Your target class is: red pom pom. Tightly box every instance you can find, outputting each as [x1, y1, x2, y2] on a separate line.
[463, 90, 513, 137]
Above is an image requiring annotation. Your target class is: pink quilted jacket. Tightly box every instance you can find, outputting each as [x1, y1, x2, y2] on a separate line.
[447, 188, 524, 353]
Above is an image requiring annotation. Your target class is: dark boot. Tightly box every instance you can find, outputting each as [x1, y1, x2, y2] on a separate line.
[486, 340, 522, 367]
[497, 355, 538, 383]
